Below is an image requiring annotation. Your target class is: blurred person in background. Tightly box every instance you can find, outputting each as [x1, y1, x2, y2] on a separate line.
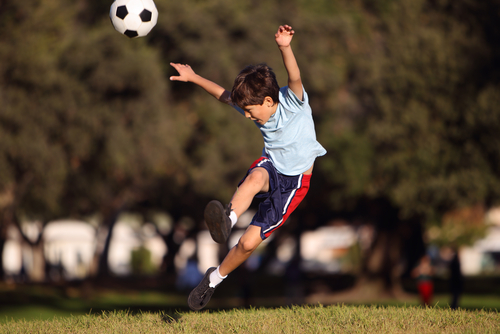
[412, 254, 434, 306]
[449, 247, 463, 310]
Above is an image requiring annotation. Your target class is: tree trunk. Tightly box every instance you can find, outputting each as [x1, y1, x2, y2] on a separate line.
[95, 208, 123, 279]
[0, 212, 10, 280]
[0, 231, 5, 280]
[306, 198, 425, 304]
[343, 229, 410, 300]
[306, 229, 411, 304]
[159, 228, 182, 275]
[15, 221, 46, 282]
[27, 240, 46, 282]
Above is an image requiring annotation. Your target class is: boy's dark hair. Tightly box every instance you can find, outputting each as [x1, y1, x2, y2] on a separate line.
[231, 64, 280, 109]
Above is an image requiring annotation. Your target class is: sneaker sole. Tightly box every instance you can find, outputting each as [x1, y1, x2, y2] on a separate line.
[204, 200, 230, 244]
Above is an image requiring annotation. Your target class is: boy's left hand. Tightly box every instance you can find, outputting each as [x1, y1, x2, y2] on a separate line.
[275, 25, 295, 47]
[170, 62, 196, 82]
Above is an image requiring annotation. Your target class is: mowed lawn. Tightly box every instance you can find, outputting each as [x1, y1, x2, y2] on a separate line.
[1, 281, 499, 333]
[1, 290, 500, 323]
[1, 304, 499, 334]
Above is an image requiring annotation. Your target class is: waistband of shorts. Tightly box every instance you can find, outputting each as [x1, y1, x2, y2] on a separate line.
[249, 156, 270, 169]
[251, 156, 313, 181]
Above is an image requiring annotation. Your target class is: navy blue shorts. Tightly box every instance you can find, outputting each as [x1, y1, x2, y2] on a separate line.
[239, 157, 311, 240]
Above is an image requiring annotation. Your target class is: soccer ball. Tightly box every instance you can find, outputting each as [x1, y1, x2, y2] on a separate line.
[109, 0, 158, 38]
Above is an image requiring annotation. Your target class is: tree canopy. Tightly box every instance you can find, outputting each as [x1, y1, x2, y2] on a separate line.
[1, 0, 500, 240]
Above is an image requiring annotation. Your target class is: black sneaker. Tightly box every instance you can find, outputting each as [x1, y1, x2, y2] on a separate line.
[187, 267, 218, 311]
[204, 200, 232, 244]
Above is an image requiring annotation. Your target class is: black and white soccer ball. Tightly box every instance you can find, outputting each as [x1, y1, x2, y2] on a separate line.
[109, 0, 158, 38]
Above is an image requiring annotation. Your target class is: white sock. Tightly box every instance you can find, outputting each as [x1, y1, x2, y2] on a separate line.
[229, 211, 238, 228]
[209, 266, 227, 288]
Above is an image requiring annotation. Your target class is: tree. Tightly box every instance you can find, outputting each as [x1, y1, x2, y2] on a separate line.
[0, 0, 78, 281]
[0, 0, 186, 280]
[2, 0, 499, 295]
[311, 0, 500, 299]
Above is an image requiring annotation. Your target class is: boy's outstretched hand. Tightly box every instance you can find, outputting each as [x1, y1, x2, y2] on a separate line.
[170, 62, 196, 82]
[275, 25, 295, 48]
[169, 62, 229, 102]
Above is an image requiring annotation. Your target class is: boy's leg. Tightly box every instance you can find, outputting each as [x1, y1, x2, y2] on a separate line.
[190, 165, 270, 310]
[230, 167, 269, 216]
[189, 168, 269, 310]
[204, 167, 269, 244]
[187, 225, 263, 311]
[218, 225, 263, 276]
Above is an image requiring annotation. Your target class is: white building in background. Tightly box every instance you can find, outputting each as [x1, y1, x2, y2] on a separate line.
[2, 220, 95, 280]
[460, 207, 500, 275]
[3, 206, 500, 280]
[108, 220, 141, 275]
[108, 220, 166, 275]
[44, 220, 96, 280]
[300, 224, 358, 274]
[2, 225, 23, 277]
[2, 216, 167, 280]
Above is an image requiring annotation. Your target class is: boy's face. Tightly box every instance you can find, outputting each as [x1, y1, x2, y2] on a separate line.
[243, 97, 276, 125]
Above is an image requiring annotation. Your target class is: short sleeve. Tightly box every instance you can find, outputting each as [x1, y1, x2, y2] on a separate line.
[280, 86, 310, 115]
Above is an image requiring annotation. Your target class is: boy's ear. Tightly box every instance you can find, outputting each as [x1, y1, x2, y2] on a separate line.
[264, 96, 274, 107]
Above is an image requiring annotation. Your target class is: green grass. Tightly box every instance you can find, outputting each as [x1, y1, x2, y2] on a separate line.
[2, 289, 500, 324]
[0, 304, 499, 334]
[0, 287, 188, 324]
[2, 281, 500, 333]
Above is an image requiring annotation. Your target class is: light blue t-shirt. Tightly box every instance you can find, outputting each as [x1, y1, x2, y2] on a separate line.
[234, 86, 326, 176]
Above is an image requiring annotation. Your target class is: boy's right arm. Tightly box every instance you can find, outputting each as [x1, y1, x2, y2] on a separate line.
[170, 62, 231, 104]
[275, 25, 303, 101]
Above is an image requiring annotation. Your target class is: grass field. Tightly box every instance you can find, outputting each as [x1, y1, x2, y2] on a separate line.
[1, 277, 500, 333]
[1, 304, 499, 334]
[2, 286, 500, 324]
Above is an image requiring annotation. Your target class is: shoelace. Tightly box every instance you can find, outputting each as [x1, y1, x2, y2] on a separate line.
[225, 203, 232, 217]
[200, 286, 212, 302]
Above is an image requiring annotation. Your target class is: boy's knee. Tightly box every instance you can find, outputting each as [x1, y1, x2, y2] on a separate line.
[237, 236, 261, 254]
[244, 168, 269, 191]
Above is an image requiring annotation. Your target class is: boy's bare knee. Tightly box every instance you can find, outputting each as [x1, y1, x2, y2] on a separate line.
[247, 169, 265, 183]
[237, 237, 260, 254]
[244, 168, 269, 192]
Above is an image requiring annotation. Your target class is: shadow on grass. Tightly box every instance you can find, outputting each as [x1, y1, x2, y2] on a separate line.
[1, 274, 500, 323]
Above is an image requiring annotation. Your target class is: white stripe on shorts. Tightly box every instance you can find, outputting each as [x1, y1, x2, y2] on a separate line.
[263, 174, 303, 234]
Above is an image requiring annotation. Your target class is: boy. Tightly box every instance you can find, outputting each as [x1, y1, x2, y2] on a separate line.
[170, 25, 326, 311]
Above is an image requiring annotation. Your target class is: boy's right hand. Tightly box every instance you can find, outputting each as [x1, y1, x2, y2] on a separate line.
[275, 25, 295, 48]
[170, 62, 196, 82]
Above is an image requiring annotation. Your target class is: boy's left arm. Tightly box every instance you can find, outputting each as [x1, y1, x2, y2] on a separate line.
[275, 25, 303, 101]
[170, 62, 231, 104]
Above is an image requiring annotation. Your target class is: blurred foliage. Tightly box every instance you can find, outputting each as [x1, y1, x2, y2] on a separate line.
[130, 246, 156, 276]
[0, 0, 184, 221]
[426, 205, 489, 247]
[1, 0, 500, 247]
